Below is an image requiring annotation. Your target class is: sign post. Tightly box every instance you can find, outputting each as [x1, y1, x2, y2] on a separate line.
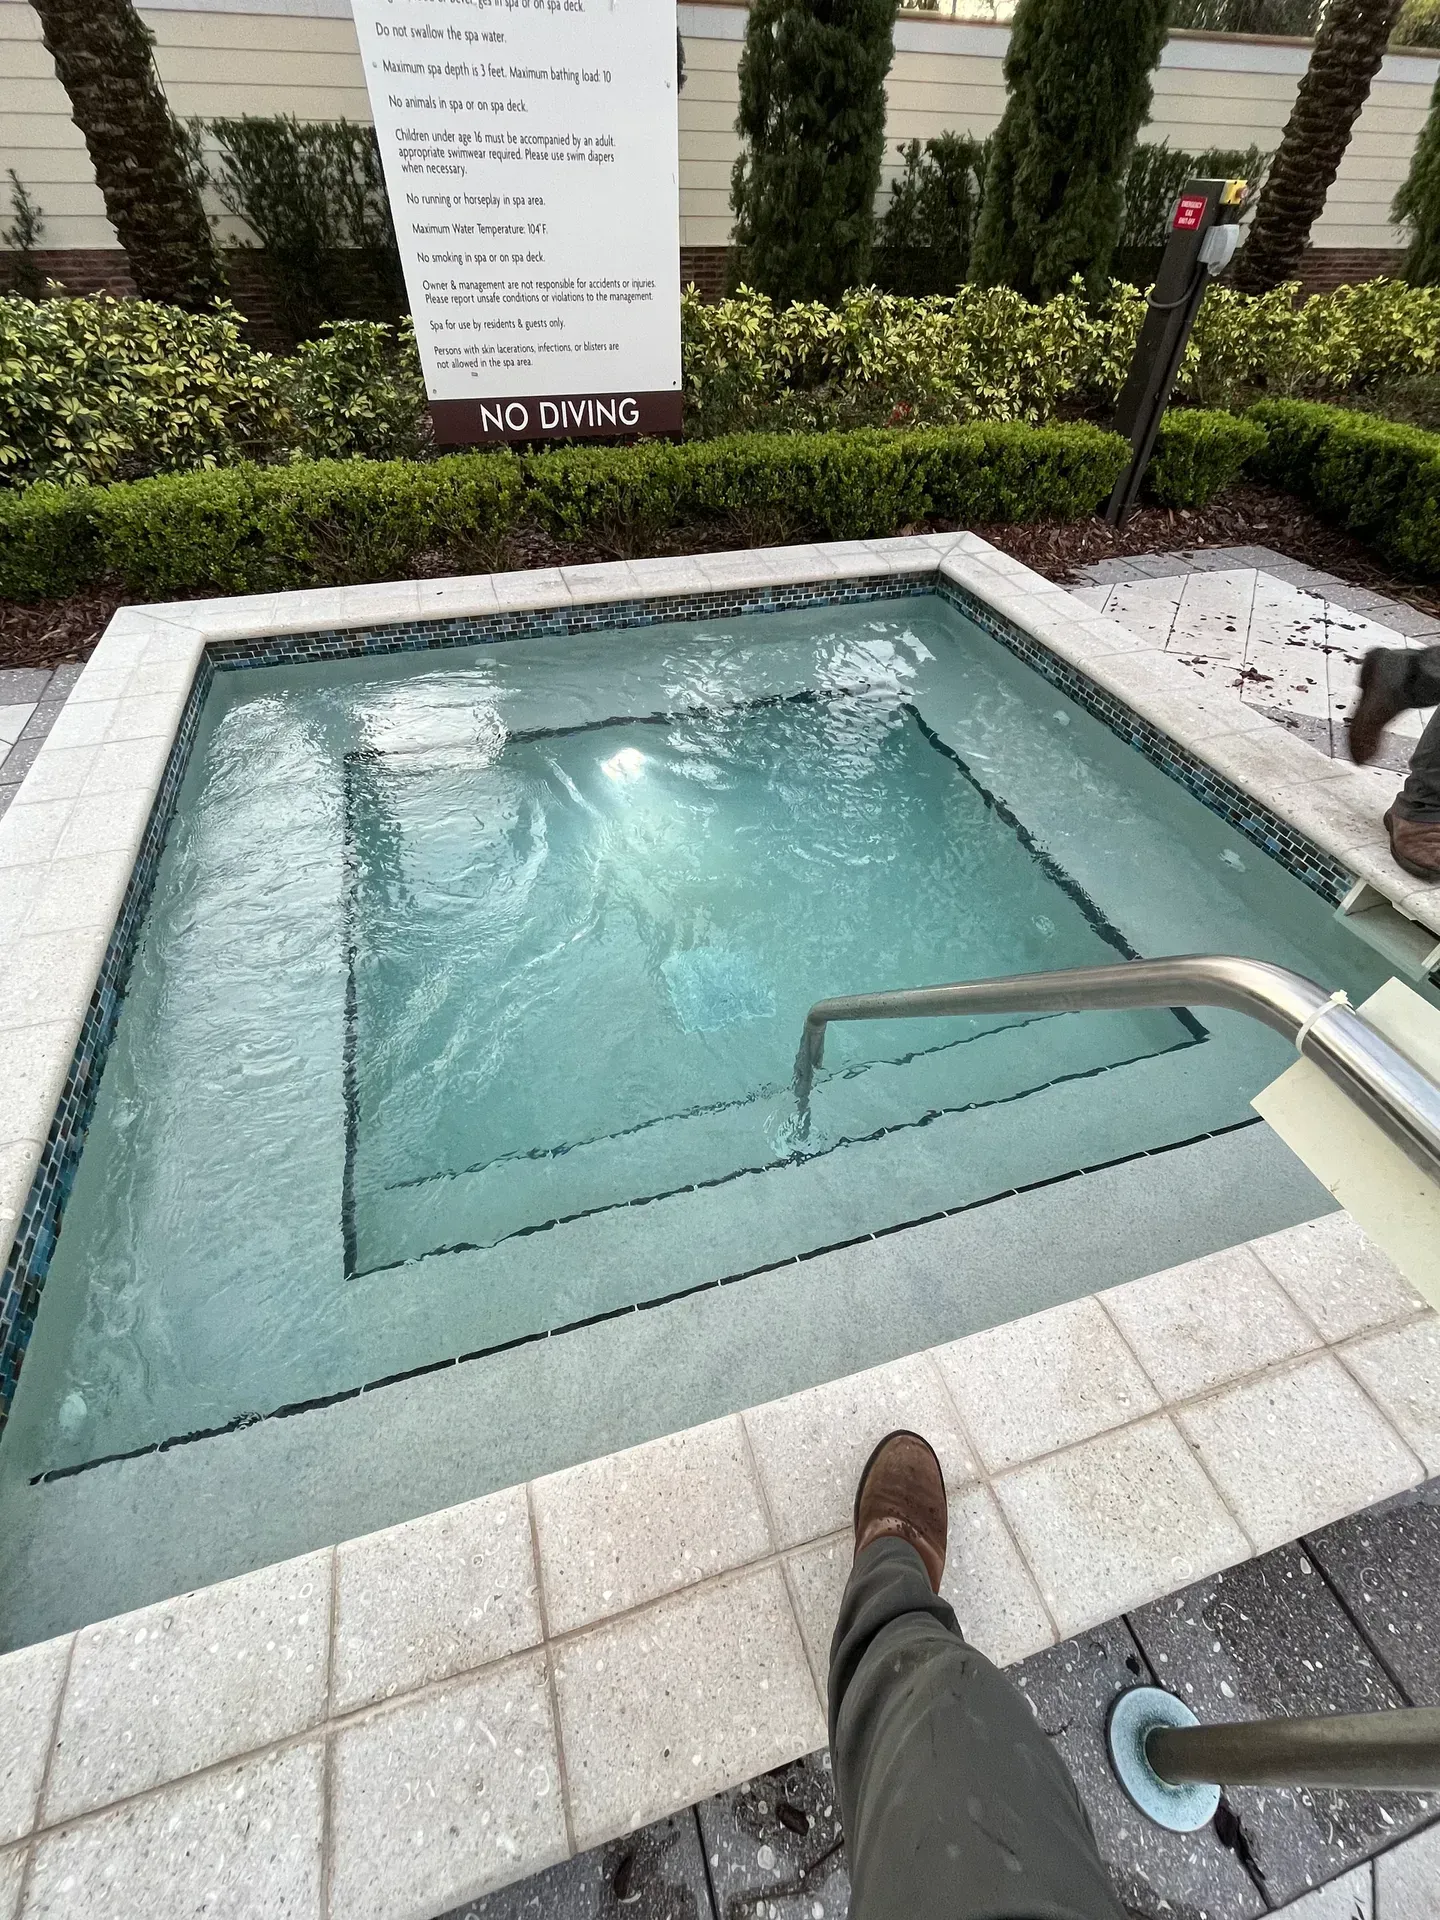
[352, 0, 682, 443]
[1104, 177, 1246, 525]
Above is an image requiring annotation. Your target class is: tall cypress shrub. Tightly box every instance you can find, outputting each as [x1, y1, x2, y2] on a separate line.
[730, 0, 896, 304]
[970, 0, 1173, 301]
[1395, 71, 1440, 284]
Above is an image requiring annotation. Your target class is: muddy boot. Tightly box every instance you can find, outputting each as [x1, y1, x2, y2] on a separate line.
[1350, 648, 1419, 765]
[1385, 808, 1440, 883]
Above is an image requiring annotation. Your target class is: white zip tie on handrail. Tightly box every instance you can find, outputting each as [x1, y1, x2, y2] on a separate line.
[1294, 988, 1351, 1054]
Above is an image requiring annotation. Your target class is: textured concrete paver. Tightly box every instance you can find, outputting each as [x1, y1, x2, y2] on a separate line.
[532, 1419, 773, 1635]
[329, 1654, 566, 1920]
[0, 1635, 69, 1847]
[1101, 1244, 1321, 1401]
[994, 1416, 1249, 1636]
[437, 1811, 712, 1920]
[1176, 1358, 1421, 1553]
[932, 1296, 1159, 1473]
[23, 1743, 324, 1920]
[1307, 1486, 1440, 1706]
[44, 1553, 329, 1824]
[0, 1844, 24, 1920]
[1015, 1620, 1266, 1919]
[698, 1751, 850, 1920]
[334, 1485, 541, 1713]
[743, 1353, 975, 1550]
[1374, 1820, 1440, 1917]
[1251, 1214, 1425, 1345]
[1129, 1546, 1435, 1908]
[552, 1568, 825, 1853]
[1278, 1865, 1373, 1918]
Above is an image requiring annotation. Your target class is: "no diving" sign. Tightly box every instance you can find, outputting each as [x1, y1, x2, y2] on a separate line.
[354, 0, 683, 443]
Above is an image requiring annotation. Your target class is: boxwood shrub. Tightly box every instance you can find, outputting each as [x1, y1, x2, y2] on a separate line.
[1247, 399, 1440, 576]
[99, 453, 526, 597]
[0, 483, 105, 601]
[0, 411, 1271, 604]
[1, 422, 1136, 601]
[1147, 409, 1268, 509]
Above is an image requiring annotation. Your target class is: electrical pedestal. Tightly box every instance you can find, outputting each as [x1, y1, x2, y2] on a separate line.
[1105, 176, 1246, 525]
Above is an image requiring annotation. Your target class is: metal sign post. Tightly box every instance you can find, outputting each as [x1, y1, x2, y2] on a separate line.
[1104, 177, 1246, 525]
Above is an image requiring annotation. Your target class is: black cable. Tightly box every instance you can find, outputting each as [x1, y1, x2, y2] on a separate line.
[1143, 266, 1209, 313]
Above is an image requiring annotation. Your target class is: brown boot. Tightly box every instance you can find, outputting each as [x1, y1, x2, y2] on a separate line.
[1385, 808, 1440, 882]
[1349, 650, 1414, 765]
[853, 1430, 948, 1593]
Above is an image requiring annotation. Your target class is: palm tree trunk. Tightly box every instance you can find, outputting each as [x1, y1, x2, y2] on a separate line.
[1233, 0, 1405, 293]
[29, 0, 223, 309]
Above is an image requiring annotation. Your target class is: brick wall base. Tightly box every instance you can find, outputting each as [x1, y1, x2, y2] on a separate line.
[214, 251, 291, 351]
[2, 249, 138, 299]
[676, 244, 1409, 303]
[680, 246, 732, 301]
[1290, 246, 1406, 292]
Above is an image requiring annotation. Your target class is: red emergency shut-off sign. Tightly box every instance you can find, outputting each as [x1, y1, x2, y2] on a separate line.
[1172, 194, 1208, 231]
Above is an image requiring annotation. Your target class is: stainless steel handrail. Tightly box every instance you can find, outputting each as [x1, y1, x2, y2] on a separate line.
[1149, 1706, 1440, 1790]
[793, 954, 1440, 1188]
[1107, 1685, 1440, 1828]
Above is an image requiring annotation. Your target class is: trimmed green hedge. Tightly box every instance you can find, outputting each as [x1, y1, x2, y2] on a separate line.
[0, 484, 104, 602]
[1247, 399, 1440, 577]
[0, 411, 1268, 603]
[0, 453, 523, 602]
[1, 422, 1136, 601]
[527, 423, 1130, 546]
[1148, 409, 1268, 509]
[100, 455, 525, 598]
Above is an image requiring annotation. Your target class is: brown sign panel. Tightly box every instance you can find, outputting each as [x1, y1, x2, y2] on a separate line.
[430, 391, 683, 446]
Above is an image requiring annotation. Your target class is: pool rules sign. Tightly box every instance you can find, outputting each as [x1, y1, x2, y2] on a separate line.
[352, 0, 682, 442]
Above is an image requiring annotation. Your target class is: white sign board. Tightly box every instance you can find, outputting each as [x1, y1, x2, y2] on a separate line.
[352, 0, 682, 442]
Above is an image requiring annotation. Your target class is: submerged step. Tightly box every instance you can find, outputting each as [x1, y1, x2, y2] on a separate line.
[0, 1124, 1339, 1652]
[355, 1004, 1194, 1272]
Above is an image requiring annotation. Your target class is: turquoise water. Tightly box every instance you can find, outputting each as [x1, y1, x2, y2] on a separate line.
[0, 594, 1415, 1501]
[348, 694, 1184, 1273]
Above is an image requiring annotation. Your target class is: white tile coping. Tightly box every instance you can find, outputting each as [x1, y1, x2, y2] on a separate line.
[2, 532, 1437, 1281]
[1, 538, 1439, 1913]
[0, 1212, 1432, 1918]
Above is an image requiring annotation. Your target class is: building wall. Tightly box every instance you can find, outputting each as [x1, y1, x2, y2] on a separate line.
[675, 7, 1440, 255]
[0, 0, 370, 253]
[2, 0, 1436, 266]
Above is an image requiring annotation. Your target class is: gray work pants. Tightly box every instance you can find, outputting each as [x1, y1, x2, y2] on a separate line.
[1393, 646, 1440, 824]
[828, 1540, 1127, 1920]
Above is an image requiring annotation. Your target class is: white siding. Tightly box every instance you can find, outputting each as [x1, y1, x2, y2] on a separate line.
[2, 0, 1435, 257]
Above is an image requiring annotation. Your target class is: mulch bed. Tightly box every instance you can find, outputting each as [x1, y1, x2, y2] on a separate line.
[973, 480, 1440, 615]
[3, 480, 1436, 675]
[0, 590, 136, 675]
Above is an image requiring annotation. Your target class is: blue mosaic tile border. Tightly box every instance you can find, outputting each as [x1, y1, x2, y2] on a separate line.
[0, 654, 216, 1427]
[203, 573, 932, 670]
[0, 563, 1358, 1433]
[935, 578, 1356, 906]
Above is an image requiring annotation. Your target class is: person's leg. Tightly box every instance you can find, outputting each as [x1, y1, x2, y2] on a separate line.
[1348, 646, 1440, 879]
[828, 1433, 1126, 1920]
[1396, 703, 1440, 825]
